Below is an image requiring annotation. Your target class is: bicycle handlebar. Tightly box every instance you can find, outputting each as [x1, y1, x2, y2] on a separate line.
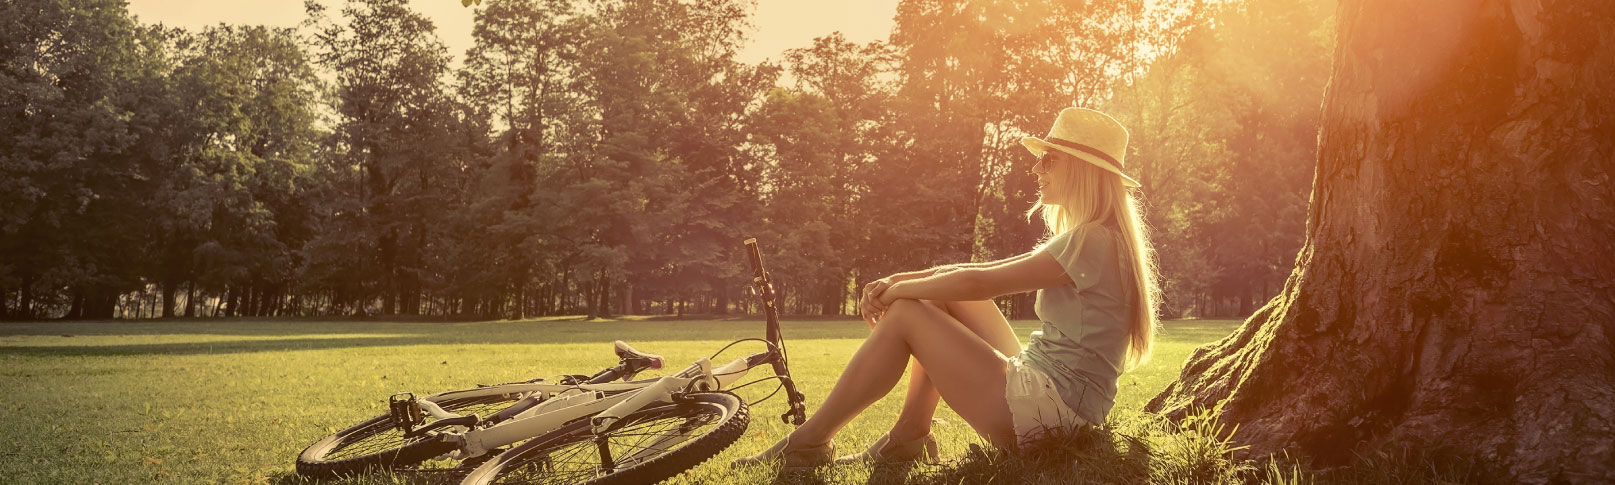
[744, 238, 766, 281]
[741, 237, 807, 426]
[742, 238, 780, 345]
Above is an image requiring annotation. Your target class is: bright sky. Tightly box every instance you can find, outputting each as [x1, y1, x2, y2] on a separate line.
[125, 0, 900, 66]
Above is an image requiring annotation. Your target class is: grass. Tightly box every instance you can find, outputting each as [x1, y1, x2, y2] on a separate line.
[0, 317, 1467, 484]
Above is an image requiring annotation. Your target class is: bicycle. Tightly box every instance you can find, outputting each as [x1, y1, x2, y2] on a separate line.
[294, 238, 808, 484]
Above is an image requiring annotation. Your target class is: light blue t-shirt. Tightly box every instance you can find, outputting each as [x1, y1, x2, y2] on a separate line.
[1020, 222, 1131, 425]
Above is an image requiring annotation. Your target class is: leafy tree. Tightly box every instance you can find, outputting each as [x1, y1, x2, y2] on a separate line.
[0, 0, 1332, 321]
[1107, 0, 1331, 317]
[868, 0, 1202, 318]
[0, 0, 171, 319]
[752, 33, 894, 315]
[143, 25, 326, 318]
[452, 0, 584, 318]
[566, 0, 772, 318]
[303, 0, 458, 316]
[1197, 0, 1330, 316]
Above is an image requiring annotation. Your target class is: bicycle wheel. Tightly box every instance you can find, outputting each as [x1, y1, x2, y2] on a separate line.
[460, 391, 749, 485]
[297, 390, 532, 478]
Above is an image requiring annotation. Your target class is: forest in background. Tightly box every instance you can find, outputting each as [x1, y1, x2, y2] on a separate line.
[0, 0, 1331, 321]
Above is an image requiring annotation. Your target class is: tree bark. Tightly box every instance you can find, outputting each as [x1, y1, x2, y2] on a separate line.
[183, 281, 196, 317]
[715, 278, 728, 315]
[161, 279, 175, 318]
[597, 271, 612, 318]
[19, 275, 33, 320]
[244, 283, 257, 317]
[66, 288, 83, 319]
[223, 285, 238, 317]
[1147, 1, 1615, 483]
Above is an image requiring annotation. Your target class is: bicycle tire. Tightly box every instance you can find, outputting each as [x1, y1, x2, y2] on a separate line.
[459, 391, 750, 485]
[296, 391, 531, 478]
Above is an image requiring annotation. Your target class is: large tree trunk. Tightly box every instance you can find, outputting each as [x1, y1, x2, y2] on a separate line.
[183, 281, 196, 318]
[161, 279, 175, 318]
[243, 283, 257, 317]
[65, 288, 83, 319]
[596, 271, 613, 319]
[19, 275, 33, 320]
[1146, 1, 1615, 483]
[714, 277, 728, 315]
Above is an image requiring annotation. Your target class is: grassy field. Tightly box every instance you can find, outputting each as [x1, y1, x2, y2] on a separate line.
[0, 316, 1247, 484]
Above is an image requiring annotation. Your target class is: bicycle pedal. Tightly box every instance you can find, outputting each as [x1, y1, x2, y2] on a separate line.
[388, 392, 425, 434]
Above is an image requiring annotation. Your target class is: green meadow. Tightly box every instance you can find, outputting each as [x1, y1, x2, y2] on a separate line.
[2, 318, 1464, 484]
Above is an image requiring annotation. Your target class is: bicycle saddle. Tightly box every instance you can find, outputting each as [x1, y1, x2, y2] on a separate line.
[613, 340, 664, 370]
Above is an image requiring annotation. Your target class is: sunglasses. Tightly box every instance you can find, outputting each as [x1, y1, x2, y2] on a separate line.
[1033, 151, 1064, 172]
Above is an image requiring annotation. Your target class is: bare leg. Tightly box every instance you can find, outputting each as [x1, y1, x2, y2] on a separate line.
[786, 299, 1017, 449]
[889, 359, 940, 441]
[889, 300, 1022, 441]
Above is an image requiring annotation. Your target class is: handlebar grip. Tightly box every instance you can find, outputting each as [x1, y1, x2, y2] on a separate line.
[743, 237, 765, 280]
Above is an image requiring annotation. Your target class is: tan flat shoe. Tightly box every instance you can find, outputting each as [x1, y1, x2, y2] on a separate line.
[832, 432, 939, 465]
[731, 435, 836, 470]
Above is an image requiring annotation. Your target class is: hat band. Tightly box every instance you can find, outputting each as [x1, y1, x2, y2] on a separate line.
[1046, 136, 1122, 169]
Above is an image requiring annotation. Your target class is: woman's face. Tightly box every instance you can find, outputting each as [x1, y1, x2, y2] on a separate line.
[1031, 150, 1068, 204]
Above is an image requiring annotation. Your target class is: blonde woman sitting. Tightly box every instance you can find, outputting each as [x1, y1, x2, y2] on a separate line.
[736, 108, 1160, 467]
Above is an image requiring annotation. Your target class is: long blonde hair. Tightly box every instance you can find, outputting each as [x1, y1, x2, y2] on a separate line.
[1027, 153, 1160, 370]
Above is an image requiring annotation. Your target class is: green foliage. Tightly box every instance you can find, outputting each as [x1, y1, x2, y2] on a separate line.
[303, 0, 464, 316]
[1107, 0, 1334, 318]
[3, 0, 187, 318]
[0, 0, 1329, 321]
[868, 0, 1206, 318]
[753, 34, 894, 315]
[158, 25, 325, 315]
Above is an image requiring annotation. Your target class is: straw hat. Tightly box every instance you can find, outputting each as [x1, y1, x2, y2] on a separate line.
[1022, 108, 1140, 187]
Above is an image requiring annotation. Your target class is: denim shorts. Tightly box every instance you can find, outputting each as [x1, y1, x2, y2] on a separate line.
[1004, 355, 1087, 449]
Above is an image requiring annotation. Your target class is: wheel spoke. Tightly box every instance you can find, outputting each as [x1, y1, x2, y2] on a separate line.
[319, 394, 523, 462]
[484, 400, 731, 485]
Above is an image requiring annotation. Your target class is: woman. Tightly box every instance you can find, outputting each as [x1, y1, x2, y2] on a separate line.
[735, 107, 1159, 467]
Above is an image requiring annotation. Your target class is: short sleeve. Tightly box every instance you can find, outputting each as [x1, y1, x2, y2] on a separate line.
[1038, 225, 1112, 290]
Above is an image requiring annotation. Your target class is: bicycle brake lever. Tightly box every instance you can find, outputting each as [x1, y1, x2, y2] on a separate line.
[782, 403, 805, 425]
[777, 379, 807, 425]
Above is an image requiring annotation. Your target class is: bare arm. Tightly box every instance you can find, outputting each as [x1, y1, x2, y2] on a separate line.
[879, 249, 1070, 303]
[931, 252, 1034, 275]
[859, 253, 1033, 326]
[882, 254, 1028, 282]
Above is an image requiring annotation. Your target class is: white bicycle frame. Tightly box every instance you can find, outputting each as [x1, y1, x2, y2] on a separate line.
[413, 349, 758, 460]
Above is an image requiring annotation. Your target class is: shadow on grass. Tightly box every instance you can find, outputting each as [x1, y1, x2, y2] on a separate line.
[266, 468, 454, 485]
[0, 336, 470, 357]
[747, 426, 1151, 485]
[0, 317, 783, 337]
[864, 461, 919, 485]
[909, 426, 1152, 485]
[0, 319, 883, 357]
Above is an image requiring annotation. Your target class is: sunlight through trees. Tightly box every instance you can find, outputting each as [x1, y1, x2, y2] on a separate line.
[1, 0, 1330, 320]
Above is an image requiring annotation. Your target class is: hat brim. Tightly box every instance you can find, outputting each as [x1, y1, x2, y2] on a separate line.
[1022, 136, 1142, 188]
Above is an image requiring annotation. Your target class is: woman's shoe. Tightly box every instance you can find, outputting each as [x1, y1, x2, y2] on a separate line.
[731, 435, 836, 470]
[832, 431, 939, 465]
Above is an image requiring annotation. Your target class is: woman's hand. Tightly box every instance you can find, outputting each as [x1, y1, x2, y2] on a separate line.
[859, 275, 908, 328]
[860, 267, 954, 327]
[876, 281, 907, 307]
[860, 278, 890, 328]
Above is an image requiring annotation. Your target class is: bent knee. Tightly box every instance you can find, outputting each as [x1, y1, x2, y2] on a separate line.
[877, 299, 929, 326]
[887, 298, 930, 314]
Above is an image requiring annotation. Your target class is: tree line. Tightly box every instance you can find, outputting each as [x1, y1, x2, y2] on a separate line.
[0, 0, 1331, 321]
